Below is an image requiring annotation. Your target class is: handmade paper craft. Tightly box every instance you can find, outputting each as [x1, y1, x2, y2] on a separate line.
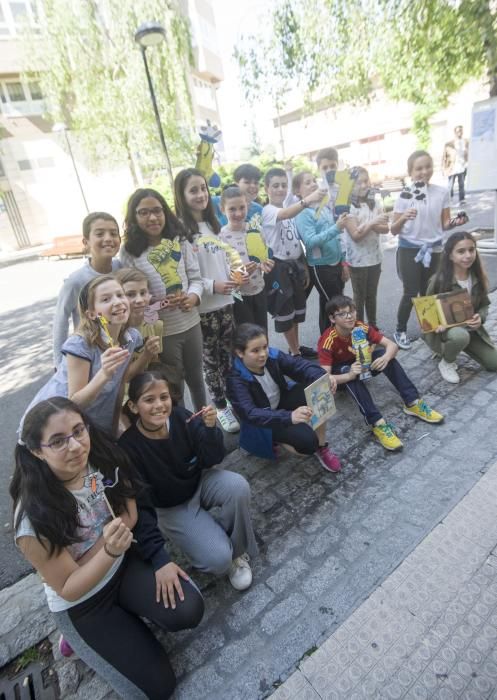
[351, 327, 372, 381]
[84, 467, 120, 519]
[412, 289, 474, 333]
[97, 313, 114, 347]
[305, 375, 336, 429]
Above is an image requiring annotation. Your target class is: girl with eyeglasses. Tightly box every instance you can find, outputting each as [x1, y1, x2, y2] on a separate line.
[120, 188, 207, 412]
[20, 275, 157, 437]
[12, 397, 204, 699]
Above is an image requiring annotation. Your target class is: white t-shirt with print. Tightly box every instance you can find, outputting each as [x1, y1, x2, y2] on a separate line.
[262, 204, 302, 261]
[346, 202, 383, 267]
[15, 470, 123, 612]
[394, 183, 449, 247]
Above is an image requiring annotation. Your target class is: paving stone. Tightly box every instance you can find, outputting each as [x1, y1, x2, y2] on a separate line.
[260, 593, 309, 635]
[225, 584, 275, 632]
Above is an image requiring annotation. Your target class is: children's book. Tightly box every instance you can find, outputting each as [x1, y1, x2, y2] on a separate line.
[305, 375, 336, 429]
[412, 289, 474, 333]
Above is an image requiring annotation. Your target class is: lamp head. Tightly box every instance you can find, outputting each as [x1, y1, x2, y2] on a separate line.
[134, 22, 166, 48]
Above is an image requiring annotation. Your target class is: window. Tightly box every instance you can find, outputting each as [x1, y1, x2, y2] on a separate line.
[6, 82, 26, 102]
[28, 81, 42, 100]
[18, 159, 32, 170]
[0, 0, 40, 36]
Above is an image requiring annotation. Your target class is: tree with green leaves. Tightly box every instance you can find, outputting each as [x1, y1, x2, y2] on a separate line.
[25, 0, 194, 187]
[236, 0, 497, 147]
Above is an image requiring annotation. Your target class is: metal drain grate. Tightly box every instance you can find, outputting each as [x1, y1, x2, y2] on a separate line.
[0, 662, 58, 700]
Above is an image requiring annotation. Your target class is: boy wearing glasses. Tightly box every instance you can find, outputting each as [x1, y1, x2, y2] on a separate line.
[317, 295, 443, 451]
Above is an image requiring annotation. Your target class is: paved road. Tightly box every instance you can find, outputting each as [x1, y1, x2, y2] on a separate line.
[0, 192, 496, 588]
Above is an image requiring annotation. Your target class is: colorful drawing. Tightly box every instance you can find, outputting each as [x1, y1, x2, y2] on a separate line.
[147, 238, 183, 295]
[412, 290, 474, 332]
[305, 374, 336, 429]
[245, 228, 271, 264]
[351, 327, 372, 380]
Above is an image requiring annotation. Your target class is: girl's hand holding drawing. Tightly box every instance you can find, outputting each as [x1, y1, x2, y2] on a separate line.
[154, 562, 190, 609]
[434, 324, 447, 334]
[143, 335, 161, 359]
[103, 517, 133, 557]
[291, 406, 313, 424]
[101, 347, 129, 379]
[466, 313, 481, 330]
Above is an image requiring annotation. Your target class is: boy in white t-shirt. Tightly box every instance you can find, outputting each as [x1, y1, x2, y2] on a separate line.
[261, 167, 324, 356]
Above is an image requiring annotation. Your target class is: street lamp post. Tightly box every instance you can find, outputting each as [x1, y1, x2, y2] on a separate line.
[52, 122, 89, 213]
[134, 22, 174, 190]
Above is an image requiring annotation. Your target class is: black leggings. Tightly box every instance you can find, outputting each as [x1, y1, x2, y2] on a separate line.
[306, 264, 344, 334]
[271, 384, 319, 455]
[396, 247, 441, 332]
[54, 552, 204, 699]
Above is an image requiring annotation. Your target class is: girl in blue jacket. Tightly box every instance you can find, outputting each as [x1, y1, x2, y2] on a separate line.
[226, 323, 341, 472]
[294, 171, 349, 333]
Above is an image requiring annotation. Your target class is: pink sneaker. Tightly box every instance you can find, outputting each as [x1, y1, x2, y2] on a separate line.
[58, 635, 74, 658]
[315, 445, 341, 473]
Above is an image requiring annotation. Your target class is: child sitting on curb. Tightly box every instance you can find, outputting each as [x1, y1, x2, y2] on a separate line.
[317, 295, 444, 451]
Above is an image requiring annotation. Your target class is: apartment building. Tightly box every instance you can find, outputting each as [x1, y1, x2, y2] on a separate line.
[272, 80, 488, 184]
[0, 0, 224, 251]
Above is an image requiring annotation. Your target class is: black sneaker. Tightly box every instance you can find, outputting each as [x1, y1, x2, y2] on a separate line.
[299, 345, 318, 359]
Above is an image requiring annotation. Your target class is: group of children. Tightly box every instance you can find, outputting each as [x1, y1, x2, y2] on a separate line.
[11, 146, 497, 699]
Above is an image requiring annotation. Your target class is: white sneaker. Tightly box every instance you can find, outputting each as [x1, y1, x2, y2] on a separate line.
[217, 406, 240, 433]
[438, 359, 460, 384]
[393, 331, 411, 350]
[228, 554, 252, 591]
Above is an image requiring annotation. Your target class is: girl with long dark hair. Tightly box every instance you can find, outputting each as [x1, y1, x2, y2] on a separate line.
[120, 188, 206, 411]
[174, 169, 243, 433]
[426, 231, 497, 383]
[12, 397, 203, 699]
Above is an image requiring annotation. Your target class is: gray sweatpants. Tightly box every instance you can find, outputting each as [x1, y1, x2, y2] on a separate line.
[160, 322, 206, 411]
[157, 468, 258, 575]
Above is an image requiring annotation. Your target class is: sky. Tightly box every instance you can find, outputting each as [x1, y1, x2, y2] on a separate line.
[211, 0, 275, 161]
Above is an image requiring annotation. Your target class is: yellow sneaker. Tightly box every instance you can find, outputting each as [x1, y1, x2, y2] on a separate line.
[372, 422, 403, 451]
[403, 399, 444, 424]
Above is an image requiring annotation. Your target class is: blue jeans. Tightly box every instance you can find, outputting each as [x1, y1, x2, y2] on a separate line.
[332, 348, 419, 425]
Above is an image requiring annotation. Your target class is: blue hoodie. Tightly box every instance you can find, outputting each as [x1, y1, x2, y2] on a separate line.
[295, 206, 344, 267]
[226, 348, 325, 459]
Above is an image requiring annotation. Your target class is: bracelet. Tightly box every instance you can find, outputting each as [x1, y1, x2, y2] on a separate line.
[299, 198, 307, 208]
[104, 543, 121, 559]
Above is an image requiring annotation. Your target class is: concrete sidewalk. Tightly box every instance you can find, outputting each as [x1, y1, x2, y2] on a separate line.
[1, 295, 497, 699]
[271, 459, 497, 700]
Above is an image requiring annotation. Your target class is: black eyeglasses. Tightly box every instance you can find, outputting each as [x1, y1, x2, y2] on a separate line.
[334, 310, 355, 319]
[136, 207, 164, 218]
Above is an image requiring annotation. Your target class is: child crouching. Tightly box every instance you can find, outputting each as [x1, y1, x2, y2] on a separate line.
[226, 323, 341, 472]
